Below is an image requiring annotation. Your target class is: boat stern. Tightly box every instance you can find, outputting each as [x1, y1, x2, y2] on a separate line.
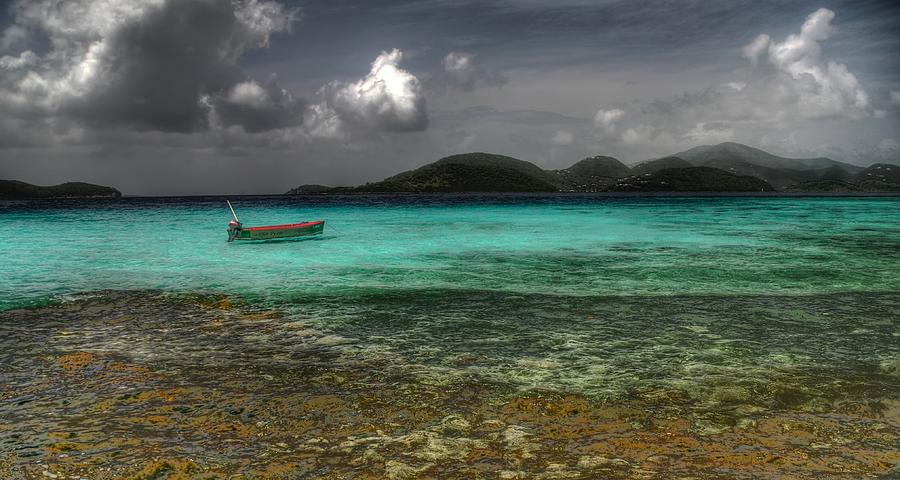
[226, 220, 243, 242]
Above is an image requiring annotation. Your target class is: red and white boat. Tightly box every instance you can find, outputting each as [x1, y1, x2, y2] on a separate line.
[226, 200, 324, 242]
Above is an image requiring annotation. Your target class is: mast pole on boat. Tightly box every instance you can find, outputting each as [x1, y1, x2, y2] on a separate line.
[227, 199, 240, 223]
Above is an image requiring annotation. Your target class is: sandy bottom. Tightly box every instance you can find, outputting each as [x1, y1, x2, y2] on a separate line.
[0, 292, 897, 479]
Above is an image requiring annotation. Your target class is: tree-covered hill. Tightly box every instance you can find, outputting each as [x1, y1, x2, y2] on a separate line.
[0, 180, 122, 199]
[611, 167, 774, 192]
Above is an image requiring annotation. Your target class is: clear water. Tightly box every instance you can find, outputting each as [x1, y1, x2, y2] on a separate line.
[3, 195, 899, 307]
[2, 194, 899, 400]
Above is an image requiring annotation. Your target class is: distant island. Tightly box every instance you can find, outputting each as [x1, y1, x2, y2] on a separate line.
[287, 142, 900, 194]
[0, 180, 122, 199]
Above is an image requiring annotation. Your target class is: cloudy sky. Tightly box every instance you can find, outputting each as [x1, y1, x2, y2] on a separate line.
[1, 0, 899, 195]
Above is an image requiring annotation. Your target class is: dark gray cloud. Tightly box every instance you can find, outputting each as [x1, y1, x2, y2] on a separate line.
[207, 77, 306, 133]
[0, 0, 299, 133]
[0, 0, 899, 193]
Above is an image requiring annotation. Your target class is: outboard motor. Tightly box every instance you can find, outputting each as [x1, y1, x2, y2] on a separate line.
[227, 219, 243, 242]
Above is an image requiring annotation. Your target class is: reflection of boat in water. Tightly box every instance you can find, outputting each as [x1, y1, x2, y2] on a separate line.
[225, 200, 325, 242]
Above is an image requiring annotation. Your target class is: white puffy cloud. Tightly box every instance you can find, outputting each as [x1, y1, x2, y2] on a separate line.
[759, 8, 870, 119]
[592, 108, 624, 134]
[741, 34, 770, 66]
[550, 130, 574, 146]
[428, 51, 507, 93]
[308, 49, 428, 138]
[234, 0, 297, 50]
[588, 8, 875, 161]
[227, 81, 270, 108]
[0, 50, 38, 70]
[303, 103, 346, 140]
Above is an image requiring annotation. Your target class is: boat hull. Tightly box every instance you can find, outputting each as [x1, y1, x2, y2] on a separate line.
[229, 221, 324, 241]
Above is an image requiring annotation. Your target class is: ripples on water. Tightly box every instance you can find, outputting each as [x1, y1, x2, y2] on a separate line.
[2, 195, 899, 308]
[2, 194, 899, 397]
[1, 195, 899, 478]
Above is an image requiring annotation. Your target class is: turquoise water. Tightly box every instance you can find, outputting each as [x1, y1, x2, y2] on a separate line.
[2, 194, 899, 399]
[2, 195, 899, 308]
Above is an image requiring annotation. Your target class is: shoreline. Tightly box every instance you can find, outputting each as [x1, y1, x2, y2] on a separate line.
[4, 191, 900, 202]
[5, 286, 900, 319]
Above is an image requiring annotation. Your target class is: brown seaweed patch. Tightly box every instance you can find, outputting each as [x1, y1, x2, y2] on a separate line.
[57, 351, 100, 373]
[123, 458, 204, 480]
[185, 293, 236, 310]
[46, 441, 89, 453]
[3, 292, 899, 479]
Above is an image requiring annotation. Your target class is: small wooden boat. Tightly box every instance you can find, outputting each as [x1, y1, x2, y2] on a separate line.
[226, 200, 324, 242]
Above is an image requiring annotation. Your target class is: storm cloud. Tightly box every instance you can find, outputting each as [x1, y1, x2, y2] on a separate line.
[0, 0, 898, 194]
[0, 0, 299, 134]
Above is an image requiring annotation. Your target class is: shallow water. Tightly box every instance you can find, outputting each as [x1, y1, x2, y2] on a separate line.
[2, 195, 898, 394]
[1, 194, 899, 478]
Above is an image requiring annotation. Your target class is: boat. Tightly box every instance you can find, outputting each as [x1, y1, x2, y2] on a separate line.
[226, 200, 324, 242]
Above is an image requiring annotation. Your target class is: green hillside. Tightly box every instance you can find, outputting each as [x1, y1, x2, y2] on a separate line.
[285, 184, 339, 195]
[0, 180, 122, 199]
[631, 156, 692, 175]
[554, 155, 632, 191]
[356, 160, 558, 193]
[611, 167, 774, 192]
[284, 146, 895, 194]
[783, 180, 863, 193]
[427, 153, 554, 182]
[852, 164, 900, 191]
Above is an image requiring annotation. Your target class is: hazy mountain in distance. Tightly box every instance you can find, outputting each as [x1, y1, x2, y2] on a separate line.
[674, 142, 862, 171]
[631, 156, 693, 176]
[669, 142, 863, 189]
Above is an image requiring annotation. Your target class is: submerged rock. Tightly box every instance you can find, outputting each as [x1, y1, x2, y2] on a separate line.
[576, 455, 630, 469]
[435, 414, 471, 435]
[3, 290, 899, 480]
[501, 425, 538, 462]
[878, 358, 900, 377]
[385, 460, 429, 480]
[711, 386, 752, 404]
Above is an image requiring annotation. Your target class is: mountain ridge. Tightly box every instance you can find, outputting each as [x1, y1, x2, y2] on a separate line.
[673, 142, 862, 172]
[285, 143, 898, 194]
[613, 167, 774, 192]
[669, 142, 864, 189]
